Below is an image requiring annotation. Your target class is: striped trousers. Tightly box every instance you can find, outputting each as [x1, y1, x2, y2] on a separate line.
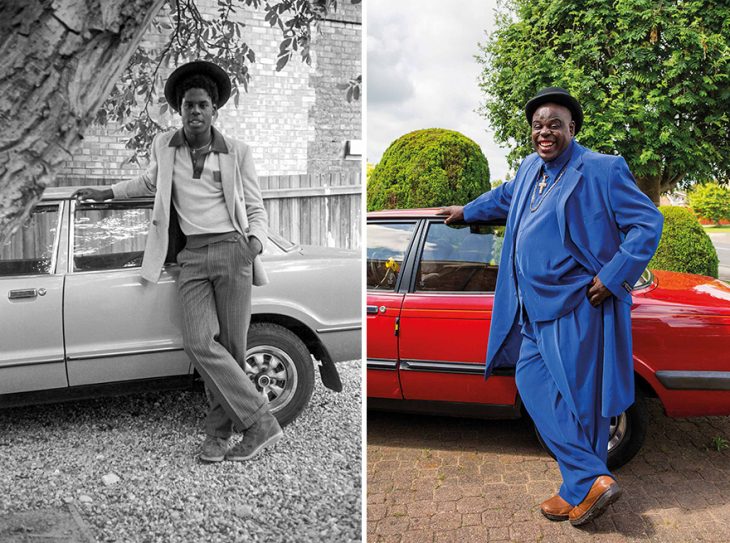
[176, 234, 269, 437]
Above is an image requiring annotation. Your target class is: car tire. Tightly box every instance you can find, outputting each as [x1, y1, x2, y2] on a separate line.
[532, 386, 648, 470]
[245, 323, 315, 427]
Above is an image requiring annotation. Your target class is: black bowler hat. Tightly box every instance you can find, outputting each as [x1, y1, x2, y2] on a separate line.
[164, 60, 232, 111]
[525, 87, 583, 134]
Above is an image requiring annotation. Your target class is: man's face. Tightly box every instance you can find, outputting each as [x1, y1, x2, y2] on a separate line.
[530, 103, 575, 162]
[180, 88, 216, 138]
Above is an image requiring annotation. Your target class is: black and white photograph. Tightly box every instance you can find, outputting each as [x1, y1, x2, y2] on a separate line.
[0, 1, 362, 541]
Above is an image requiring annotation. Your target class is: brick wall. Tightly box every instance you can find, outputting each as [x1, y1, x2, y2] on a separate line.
[55, 1, 361, 186]
[308, 2, 362, 175]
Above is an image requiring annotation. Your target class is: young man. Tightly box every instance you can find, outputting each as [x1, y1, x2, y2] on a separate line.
[440, 87, 663, 525]
[74, 60, 282, 462]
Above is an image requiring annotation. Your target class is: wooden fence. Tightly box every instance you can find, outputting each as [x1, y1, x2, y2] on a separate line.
[55, 171, 362, 250]
[260, 172, 361, 250]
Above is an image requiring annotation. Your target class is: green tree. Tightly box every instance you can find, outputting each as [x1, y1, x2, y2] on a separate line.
[367, 129, 490, 211]
[688, 182, 730, 225]
[650, 206, 718, 278]
[477, 0, 730, 204]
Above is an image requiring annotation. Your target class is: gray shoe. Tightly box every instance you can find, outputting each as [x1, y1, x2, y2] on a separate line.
[199, 435, 230, 462]
[226, 413, 283, 461]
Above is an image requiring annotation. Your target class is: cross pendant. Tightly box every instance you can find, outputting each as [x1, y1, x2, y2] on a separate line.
[538, 175, 548, 194]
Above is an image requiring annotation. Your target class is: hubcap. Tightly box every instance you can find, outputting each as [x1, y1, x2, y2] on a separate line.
[607, 413, 627, 453]
[244, 346, 298, 412]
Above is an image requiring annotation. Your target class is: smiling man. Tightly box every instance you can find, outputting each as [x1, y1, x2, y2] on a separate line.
[74, 61, 283, 463]
[439, 87, 663, 525]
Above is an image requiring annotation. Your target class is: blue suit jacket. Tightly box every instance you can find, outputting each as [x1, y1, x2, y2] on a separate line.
[463, 142, 663, 417]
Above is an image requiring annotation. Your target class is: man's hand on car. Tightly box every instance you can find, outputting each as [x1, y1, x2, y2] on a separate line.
[437, 206, 465, 225]
[72, 188, 114, 202]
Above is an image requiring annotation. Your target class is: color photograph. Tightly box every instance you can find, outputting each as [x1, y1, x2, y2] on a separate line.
[366, 1, 730, 541]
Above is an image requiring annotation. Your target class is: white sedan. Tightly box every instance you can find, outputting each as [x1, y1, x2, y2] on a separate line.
[0, 187, 361, 425]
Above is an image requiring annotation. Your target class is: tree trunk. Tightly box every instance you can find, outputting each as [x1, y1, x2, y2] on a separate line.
[636, 175, 661, 206]
[0, 0, 166, 243]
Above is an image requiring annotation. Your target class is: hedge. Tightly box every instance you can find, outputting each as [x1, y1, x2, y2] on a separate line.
[367, 128, 490, 210]
[649, 206, 719, 278]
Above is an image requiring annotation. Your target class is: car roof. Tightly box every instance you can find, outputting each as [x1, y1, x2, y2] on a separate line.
[42, 187, 80, 200]
[41, 186, 152, 201]
[367, 207, 445, 219]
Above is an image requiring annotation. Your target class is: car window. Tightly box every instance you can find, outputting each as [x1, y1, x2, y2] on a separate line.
[367, 222, 417, 290]
[0, 205, 60, 276]
[74, 203, 152, 272]
[416, 223, 504, 292]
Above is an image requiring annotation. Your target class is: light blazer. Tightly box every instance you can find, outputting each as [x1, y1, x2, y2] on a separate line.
[463, 141, 663, 417]
[112, 128, 269, 286]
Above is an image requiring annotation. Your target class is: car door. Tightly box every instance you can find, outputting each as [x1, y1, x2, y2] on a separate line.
[0, 202, 67, 394]
[366, 220, 420, 399]
[398, 220, 519, 407]
[63, 200, 188, 386]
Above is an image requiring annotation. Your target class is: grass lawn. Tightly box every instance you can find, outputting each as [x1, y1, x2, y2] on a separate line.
[702, 225, 730, 233]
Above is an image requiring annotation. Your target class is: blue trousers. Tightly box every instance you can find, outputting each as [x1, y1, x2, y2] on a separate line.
[516, 296, 612, 506]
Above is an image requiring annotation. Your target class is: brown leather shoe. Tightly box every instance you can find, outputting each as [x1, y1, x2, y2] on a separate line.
[569, 476, 622, 526]
[540, 494, 573, 521]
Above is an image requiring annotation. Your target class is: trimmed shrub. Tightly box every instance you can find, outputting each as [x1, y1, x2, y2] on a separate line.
[367, 128, 490, 210]
[688, 182, 730, 225]
[649, 206, 719, 278]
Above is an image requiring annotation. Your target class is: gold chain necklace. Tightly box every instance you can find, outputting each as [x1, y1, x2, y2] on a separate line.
[189, 141, 211, 154]
[530, 162, 569, 213]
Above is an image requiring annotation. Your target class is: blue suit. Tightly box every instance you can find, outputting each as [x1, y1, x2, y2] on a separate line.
[463, 141, 663, 504]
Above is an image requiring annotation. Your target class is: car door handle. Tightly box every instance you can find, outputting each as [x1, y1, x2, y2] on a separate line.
[8, 288, 46, 300]
[367, 305, 378, 314]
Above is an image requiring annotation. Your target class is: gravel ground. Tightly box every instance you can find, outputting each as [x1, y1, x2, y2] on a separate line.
[0, 360, 362, 542]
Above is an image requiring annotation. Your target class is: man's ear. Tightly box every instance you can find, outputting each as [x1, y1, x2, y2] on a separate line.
[212, 106, 218, 122]
[569, 120, 575, 137]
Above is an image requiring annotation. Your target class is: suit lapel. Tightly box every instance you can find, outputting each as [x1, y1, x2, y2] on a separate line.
[158, 142, 176, 218]
[510, 158, 542, 231]
[218, 139, 238, 226]
[555, 144, 585, 243]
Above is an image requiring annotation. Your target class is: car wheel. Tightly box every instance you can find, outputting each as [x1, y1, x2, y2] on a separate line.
[245, 323, 315, 427]
[533, 386, 648, 470]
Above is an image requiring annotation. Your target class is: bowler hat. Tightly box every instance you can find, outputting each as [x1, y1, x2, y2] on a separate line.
[525, 87, 583, 134]
[164, 60, 232, 111]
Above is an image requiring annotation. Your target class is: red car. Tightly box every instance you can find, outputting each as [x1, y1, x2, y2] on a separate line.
[367, 208, 730, 468]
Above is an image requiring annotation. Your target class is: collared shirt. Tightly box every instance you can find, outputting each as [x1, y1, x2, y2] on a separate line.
[169, 127, 237, 236]
[168, 127, 229, 178]
[514, 139, 593, 322]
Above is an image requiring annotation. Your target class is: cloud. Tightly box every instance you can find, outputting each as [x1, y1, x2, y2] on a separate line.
[367, 32, 415, 105]
[366, 0, 509, 180]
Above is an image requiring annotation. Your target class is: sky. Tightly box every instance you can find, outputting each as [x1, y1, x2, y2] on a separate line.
[366, 0, 511, 181]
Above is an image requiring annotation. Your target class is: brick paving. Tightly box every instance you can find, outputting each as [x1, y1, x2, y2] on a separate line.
[367, 399, 730, 542]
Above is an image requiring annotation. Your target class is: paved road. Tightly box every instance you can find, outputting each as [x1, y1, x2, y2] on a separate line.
[707, 232, 730, 281]
[367, 399, 730, 542]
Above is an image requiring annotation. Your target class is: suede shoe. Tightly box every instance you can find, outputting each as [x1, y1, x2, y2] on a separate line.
[540, 494, 572, 521]
[225, 412, 283, 461]
[569, 476, 622, 526]
[199, 435, 230, 463]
